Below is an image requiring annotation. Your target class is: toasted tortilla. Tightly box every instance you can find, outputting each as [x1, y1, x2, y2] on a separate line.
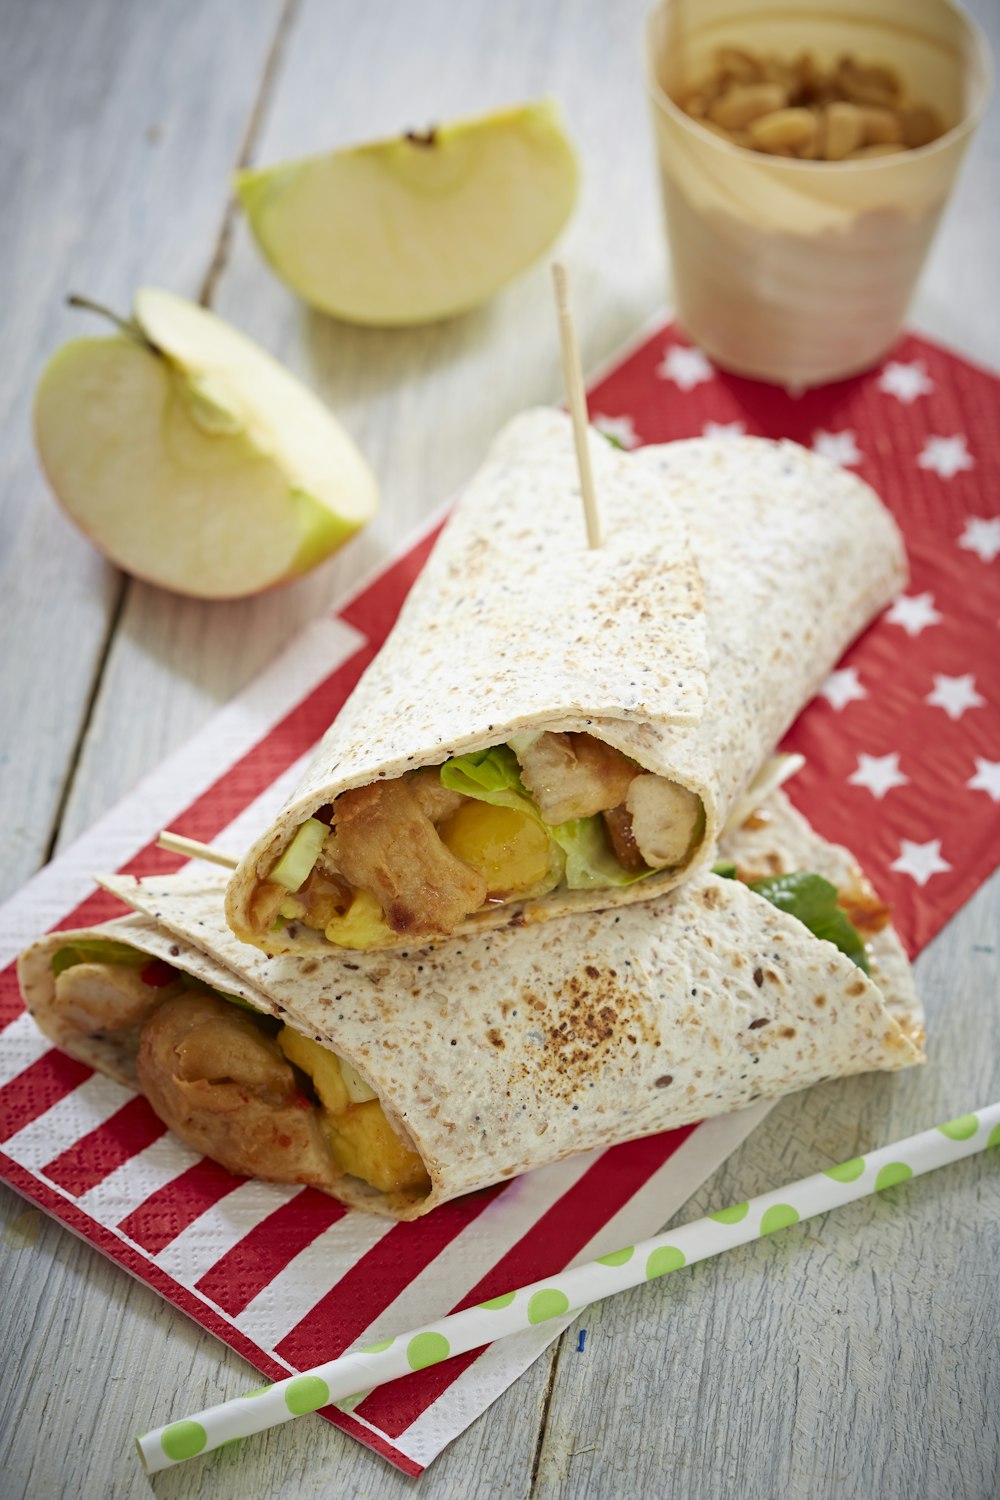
[225, 409, 906, 954]
[15, 793, 921, 1220]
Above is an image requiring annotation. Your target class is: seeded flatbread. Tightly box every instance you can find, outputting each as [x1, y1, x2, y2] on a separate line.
[225, 409, 906, 954]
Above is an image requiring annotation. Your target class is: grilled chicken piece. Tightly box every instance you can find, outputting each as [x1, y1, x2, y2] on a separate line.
[406, 766, 466, 824]
[53, 962, 170, 1036]
[137, 991, 337, 1188]
[601, 805, 648, 873]
[333, 779, 487, 936]
[512, 732, 637, 824]
[626, 774, 703, 868]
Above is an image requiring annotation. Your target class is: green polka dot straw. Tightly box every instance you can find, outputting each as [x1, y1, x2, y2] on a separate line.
[137, 1102, 1000, 1475]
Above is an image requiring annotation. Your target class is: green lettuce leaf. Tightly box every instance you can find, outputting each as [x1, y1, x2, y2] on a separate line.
[746, 871, 870, 974]
[51, 938, 150, 977]
[550, 817, 652, 889]
[439, 745, 537, 816]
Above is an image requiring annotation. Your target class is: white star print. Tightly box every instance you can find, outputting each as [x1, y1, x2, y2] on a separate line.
[877, 360, 935, 404]
[885, 592, 942, 637]
[593, 413, 639, 450]
[656, 344, 714, 390]
[848, 752, 909, 800]
[818, 666, 867, 711]
[925, 673, 986, 721]
[702, 420, 746, 439]
[890, 839, 951, 886]
[917, 434, 974, 479]
[967, 759, 1000, 802]
[812, 429, 863, 467]
[958, 516, 1000, 563]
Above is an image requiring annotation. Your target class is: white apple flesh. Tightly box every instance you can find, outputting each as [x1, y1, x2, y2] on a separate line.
[33, 289, 378, 599]
[236, 99, 579, 326]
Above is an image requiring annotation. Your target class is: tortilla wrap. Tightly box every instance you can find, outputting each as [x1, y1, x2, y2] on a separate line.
[224, 409, 906, 955]
[19, 794, 921, 1220]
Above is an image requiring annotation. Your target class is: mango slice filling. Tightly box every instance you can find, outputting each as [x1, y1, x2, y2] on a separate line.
[279, 1029, 429, 1194]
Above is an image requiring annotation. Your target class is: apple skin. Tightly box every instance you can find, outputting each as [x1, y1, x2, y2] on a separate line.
[237, 99, 579, 326]
[33, 294, 378, 600]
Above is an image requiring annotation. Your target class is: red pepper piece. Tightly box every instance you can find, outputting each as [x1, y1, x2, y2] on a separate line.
[140, 959, 179, 988]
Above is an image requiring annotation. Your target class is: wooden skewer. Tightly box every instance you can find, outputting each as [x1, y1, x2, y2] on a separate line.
[157, 832, 239, 870]
[551, 262, 603, 549]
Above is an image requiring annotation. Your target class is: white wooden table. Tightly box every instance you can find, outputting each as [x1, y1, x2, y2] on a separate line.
[2, 4, 998, 1496]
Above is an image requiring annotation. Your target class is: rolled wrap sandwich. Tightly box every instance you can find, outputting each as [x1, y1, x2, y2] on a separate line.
[225, 410, 906, 956]
[20, 793, 922, 1220]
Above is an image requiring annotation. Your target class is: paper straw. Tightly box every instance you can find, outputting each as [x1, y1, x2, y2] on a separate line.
[136, 1103, 1000, 1473]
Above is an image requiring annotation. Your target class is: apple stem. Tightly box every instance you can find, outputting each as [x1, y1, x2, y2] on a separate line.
[66, 294, 161, 354]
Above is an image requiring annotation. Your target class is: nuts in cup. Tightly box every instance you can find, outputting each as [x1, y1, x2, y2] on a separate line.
[645, 0, 990, 385]
[680, 49, 946, 160]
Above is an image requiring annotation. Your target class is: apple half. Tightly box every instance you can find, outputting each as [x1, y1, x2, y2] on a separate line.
[236, 99, 579, 325]
[33, 290, 378, 598]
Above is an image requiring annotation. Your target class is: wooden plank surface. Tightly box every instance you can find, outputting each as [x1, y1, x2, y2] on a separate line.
[1, 1, 998, 1496]
[0, 0, 286, 898]
[60, 0, 672, 848]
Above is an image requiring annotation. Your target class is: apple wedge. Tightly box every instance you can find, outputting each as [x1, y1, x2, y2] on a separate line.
[33, 289, 378, 599]
[236, 99, 579, 325]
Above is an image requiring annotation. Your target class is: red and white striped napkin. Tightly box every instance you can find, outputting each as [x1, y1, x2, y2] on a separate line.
[1, 320, 997, 1473]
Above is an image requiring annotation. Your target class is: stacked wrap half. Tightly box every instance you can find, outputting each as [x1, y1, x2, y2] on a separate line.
[19, 792, 923, 1220]
[224, 409, 906, 956]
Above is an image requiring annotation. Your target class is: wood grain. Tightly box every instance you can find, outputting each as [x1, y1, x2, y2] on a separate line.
[61, 0, 672, 853]
[1, 0, 998, 1496]
[0, 0, 285, 900]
